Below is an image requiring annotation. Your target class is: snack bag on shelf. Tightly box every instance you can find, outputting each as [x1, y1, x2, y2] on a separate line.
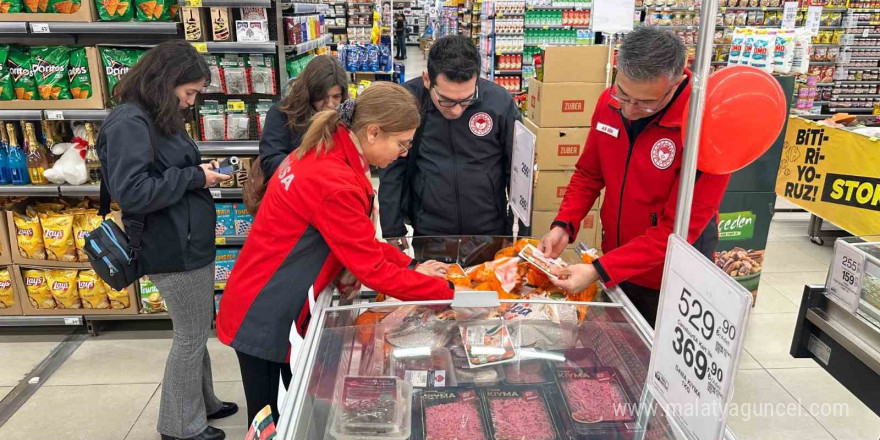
[139, 276, 166, 313]
[46, 269, 81, 309]
[49, 0, 80, 14]
[73, 209, 102, 262]
[97, 0, 134, 22]
[23, 269, 55, 309]
[77, 270, 110, 309]
[0, 0, 23, 13]
[101, 279, 130, 309]
[0, 269, 14, 309]
[0, 46, 15, 101]
[136, 0, 170, 21]
[8, 46, 38, 101]
[100, 47, 144, 97]
[13, 209, 47, 260]
[21, 0, 42, 13]
[31, 46, 73, 100]
[68, 47, 92, 99]
[39, 211, 77, 262]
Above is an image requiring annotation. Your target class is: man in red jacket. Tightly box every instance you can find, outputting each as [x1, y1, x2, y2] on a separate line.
[540, 27, 730, 325]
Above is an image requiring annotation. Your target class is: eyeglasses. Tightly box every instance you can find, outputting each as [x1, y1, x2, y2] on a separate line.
[610, 82, 677, 113]
[397, 140, 412, 156]
[431, 85, 479, 108]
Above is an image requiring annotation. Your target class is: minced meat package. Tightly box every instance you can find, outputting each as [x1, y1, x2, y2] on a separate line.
[8, 46, 38, 101]
[31, 46, 73, 100]
[483, 387, 561, 440]
[556, 368, 634, 425]
[418, 388, 489, 440]
[68, 47, 92, 99]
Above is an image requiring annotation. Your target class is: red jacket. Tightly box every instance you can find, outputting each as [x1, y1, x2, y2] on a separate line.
[554, 71, 730, 290]
[217, 125, 454, 362]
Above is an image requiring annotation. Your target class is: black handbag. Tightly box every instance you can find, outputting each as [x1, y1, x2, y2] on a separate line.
[82, 118, 156, 291]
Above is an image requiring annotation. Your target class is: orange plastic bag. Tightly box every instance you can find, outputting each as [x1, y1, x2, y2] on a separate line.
[446, 264, 472, 288]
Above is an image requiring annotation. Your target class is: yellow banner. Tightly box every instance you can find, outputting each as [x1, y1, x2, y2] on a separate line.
[776, 117, 880, 236]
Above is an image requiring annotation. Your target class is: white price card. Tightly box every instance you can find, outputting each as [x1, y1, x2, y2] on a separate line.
[825, 241, 865, 313]
[31, 23, 49, 33]
[210, 189, 222, 199]
[805, 6, 823, 36]
[782, 2, 798, 29]
[646, 235, 752, 440]
[592, 0, 636, 33]
[45, 110, 63, 120]
[509, 120, 535, 227]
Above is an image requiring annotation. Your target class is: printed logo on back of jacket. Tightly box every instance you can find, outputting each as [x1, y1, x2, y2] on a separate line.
[651, 138, 676, 170]
[469, 112, 493, 137]
[278, 157, 295, 190]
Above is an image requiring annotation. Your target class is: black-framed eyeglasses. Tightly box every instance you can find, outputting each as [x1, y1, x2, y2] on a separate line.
[431, 85, 480, 108]
[610, 81, 677, 113]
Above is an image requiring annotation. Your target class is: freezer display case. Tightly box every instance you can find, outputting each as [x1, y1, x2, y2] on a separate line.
[276, 236, 741, 440]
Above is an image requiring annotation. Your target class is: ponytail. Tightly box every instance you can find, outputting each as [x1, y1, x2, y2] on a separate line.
[295, 110, 342, 160]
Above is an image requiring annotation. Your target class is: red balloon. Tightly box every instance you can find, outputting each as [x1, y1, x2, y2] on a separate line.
[681, 66, 787, 175]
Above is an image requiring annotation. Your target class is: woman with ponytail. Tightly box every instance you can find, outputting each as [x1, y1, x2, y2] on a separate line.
[216, 82, 458, 425]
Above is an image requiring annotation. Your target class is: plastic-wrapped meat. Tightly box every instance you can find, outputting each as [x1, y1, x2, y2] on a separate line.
[485, 388, 557, 440]
[421, 389, 487, 440]
[339, 377, 400, 432]
[503, 361, 550, 384]
[561, 375, 631, 423]
[384, 306, 456, 348]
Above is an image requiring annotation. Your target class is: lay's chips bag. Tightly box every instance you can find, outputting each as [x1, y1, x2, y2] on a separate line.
[31, 46, 73, 101]
[8, 46, 38, 101]
[13, 209, 46, 260]
[23, 269, 55, 309]
[39, 211, 77, 262]
[101, 279, 130, 309]
[46, 269, 81, 309]
[78, 270, 110, 309]
[0, 269, 14, 309]
[101, 47, 143, 96]
[73, 209, 102, 262]
[97, 0, 133, 21]
[68, 47, 92, 100]
[0, 0, 23, 13]
[0, 46, 15, 101]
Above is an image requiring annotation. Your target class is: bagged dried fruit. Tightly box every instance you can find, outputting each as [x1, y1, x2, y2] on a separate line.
[0, 269, 13, 309]
[77, 270, 110, 309]
[46, 269, 81, 309]
[67, 47, 92, 99]
[97, 0, 133, 21]
[0, 46, 15, 101]
[30, 46, 73, 100]
[23, 269, 55, 309]
[73, 209, 102, 262]
[8, 46, 38, 101]
[13, 209, 46, 260]
[39, 212, 77, 262]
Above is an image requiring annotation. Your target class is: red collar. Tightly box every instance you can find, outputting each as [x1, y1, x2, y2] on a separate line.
[607, 68, 692, 129]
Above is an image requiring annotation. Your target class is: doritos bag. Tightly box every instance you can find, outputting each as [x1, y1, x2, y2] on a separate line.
[13, 209, 46, 260]
[78, 270, 110, 309]
[21, 0, 40, 13]
[101, 47, 142, 96]
[73, 209, 102, 262]
[68, 47, 92, 100]
[0, 0, 23, 13]
[136, 0, 170, 21]
[96, 0, 133, 21]
[48, 0, 77, 13]
[47, 269, 82, 309]
[0, 46, 14, 101]
[8, 46, 38, 101]
[40, 212, 77, 262]
[30, 46, 73, 101]
[23, 269, 55, 309]
[0, 269, 14, 309]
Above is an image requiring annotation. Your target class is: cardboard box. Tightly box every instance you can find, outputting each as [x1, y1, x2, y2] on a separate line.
[0, 0, 97, 22]
[539, 45, 610, 84]
[2, 47, 107, 110]
[0, 264, 22, 316]
[0, 214, 13, 266]
[524, 117, 588, 171]
[14, 264, 138, 316]
[528, 79, 605, 128]
[534, 171, 603, 212]
[531, 210, 599, 248]
[7, 211, 93, 269]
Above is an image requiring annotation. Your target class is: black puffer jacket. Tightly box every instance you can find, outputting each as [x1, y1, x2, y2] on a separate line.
[379, 77, 521, 238]
[258, 105, 305, 178]
[98, 104, 215, 274]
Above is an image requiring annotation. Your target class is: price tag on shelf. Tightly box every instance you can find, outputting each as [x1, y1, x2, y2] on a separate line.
[646, 235, 752, 440]
[508, 121, 535, 227]
[32, 23, 49, 33]
[64, 317, 80, 326]
[45, 110, 63, 120]
[184, 0, 202, 6]
[825, 241, 865, 313]
[805, 5, 823, 36]
[210, 189, 222, 199]
[227, 101, 245, 111]
[215, 237, 227, 245]
[192, 42, 208, 53]
[864, 28, 872, 37]
[782, 2, 798, 29]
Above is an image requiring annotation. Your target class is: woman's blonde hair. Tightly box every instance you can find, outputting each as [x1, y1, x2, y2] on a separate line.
[296, 82, 420, 159]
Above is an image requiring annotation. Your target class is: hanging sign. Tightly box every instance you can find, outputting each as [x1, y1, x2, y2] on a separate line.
[592, 0, 636, 33]
[509, 121, 536, 227]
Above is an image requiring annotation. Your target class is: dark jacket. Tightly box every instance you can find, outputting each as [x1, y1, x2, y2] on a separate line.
[258, 105, 304, 178]
[98, 103, 215, 274]
[379, 77, 521, 238]
[217, 125, 454, 362]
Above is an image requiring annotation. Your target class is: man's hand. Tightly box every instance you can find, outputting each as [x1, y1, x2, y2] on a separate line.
[550, 263, 599, 293]
[415, 260, 449, 278]
[200, 162, 232, 188]
[539, 226, 569, 259]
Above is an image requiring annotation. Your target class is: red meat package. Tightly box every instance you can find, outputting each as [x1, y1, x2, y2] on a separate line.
[418, 388, 490, 440]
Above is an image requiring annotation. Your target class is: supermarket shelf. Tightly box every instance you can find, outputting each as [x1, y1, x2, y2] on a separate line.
[211, 188, 244, 199]
[0, 22, 28, 34]
[848, 57, 880, 61]
[284, 35, 332, 54]
[495, 69, 523, 74]
[496, 32, 522, 37]
[0, 315, 83, 327]
[0, 110, 42, 120]
[58, 185, 101, 197]
[204, 42, 277, 54]
[527, 5, 591, 10]
[43, 109, 111, 121]
[30, 22, 181, 34]
[196, 141, 259, 155]
[717, 6, 782, 11]
[524, 25, 591, 29]
[835, 80, 880, 84]
[813, 101, 830, 105]
[828, 107, 876, 112]
[283, 2, 329, 13]
[215, 282, 227, 290]
[348, 11, 372, 16]
[811, 61, 837, 65]
[637, 6, 698, 11]
[216, 235, 247, 246]
[185, 0, 272, 6]
[327, 26, 347, 30]
[832, 94, 880, 98]
[0, 185, 61, 196]
[86, 313, 170, 321]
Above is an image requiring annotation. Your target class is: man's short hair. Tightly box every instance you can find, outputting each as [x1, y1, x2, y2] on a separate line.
[427, 35, 481, 85]
[618, 27, 687, 82]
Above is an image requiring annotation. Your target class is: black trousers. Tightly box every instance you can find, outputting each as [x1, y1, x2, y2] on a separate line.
[619, 281, 661, 327]
[396, 35, 407, 58]
[236, 350, 293, 427]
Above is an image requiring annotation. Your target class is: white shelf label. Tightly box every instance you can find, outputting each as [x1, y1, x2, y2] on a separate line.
[32, 23, 49, 33]
[825, 241, 865, 313]
[64, 317, 80, 326]
[45, 110, 63, 120]
[782, 2, 798, 29]
[509, 121, 535, 227]
[210, 189, 222, 199]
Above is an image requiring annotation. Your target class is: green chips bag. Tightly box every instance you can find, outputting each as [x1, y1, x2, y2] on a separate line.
[7, 46, 37, 101]
[135, 0, 171, 22]
[48, 0, 80, 13]
[100, 47, 143, 96]
[95, 0, 133, 21]
[31, 46, 73, 100]
[68, 47, 92, 100]
[0, 46, 14, 101]
[0, 0, 23, 13]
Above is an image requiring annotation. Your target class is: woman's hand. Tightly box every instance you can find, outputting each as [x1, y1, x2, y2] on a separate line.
[415, 260, 449, 279]
[539, 226, 570, 259]
[550, 263, 599, 293]
[200, 162, 232, 188]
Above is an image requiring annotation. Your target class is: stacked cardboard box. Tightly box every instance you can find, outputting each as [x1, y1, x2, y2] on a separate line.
[526, 46, 608, 248]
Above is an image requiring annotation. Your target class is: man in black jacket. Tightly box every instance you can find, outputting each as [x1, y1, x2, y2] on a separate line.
[379, 35, 521, 238]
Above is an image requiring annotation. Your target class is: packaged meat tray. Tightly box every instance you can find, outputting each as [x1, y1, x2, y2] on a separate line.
[502, 359, 553, 385]
[450, 346, 504, 386]
[330, 376, 413, 440]
[482, 386, 563, 440]
[554, 367, 635, 438]
[412, 387, 491, 440]
[459, 319, 518, 369]
[389, 347, 458, 388]
[503, 302, 579, 349]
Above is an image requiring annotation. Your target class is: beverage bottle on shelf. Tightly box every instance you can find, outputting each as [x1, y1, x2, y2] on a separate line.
[41, 120, 59, 166]
[24, 122, 49, 185]
[6, 123, 30, 185]
[0, 123, 11, 185]
[85, 123, 102, 185]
